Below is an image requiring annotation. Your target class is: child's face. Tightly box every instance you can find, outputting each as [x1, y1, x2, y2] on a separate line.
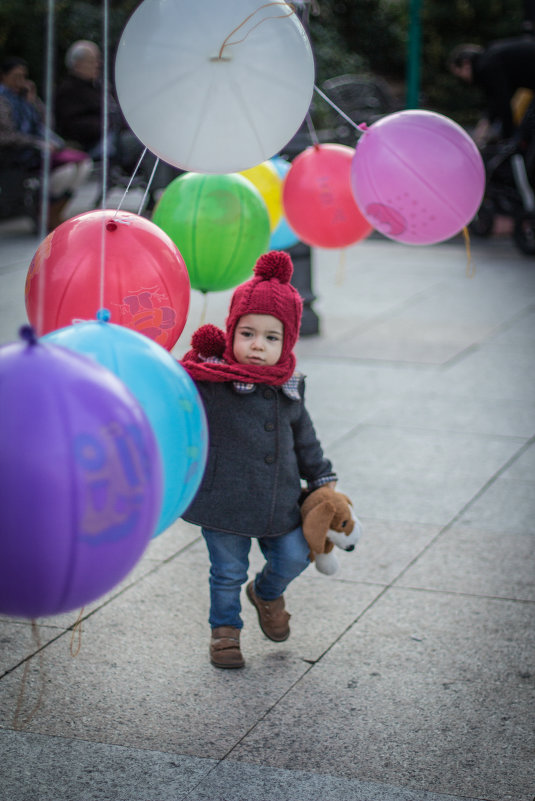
[233, 314, 284, 366]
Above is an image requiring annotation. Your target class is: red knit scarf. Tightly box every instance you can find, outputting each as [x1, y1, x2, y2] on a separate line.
[180, 324, 296, 386]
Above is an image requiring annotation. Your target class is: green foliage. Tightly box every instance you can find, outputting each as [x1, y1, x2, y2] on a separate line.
[310, 0, 406, 81]
[0, 0, 530, 130]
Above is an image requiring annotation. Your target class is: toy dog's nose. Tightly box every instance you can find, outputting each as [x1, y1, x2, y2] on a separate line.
[346, 544, 355, 552]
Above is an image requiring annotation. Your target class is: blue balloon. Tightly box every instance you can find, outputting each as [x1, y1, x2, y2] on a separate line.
[269, 156, 300, 250]
[44, 317, 208, 536]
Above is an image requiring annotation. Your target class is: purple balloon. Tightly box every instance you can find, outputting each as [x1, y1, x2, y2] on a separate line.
[0, 330, 163, 618]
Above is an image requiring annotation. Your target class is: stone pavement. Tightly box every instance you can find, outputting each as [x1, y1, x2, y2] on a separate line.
[0, 191, 534, 800]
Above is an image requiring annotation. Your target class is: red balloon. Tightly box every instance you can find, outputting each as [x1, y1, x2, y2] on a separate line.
[282, 144, 373, 248]
[25, 210, 190, 351]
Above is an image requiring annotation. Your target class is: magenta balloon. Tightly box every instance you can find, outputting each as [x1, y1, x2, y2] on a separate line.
[351, 110, 486, 245]
[0, 332, 163, 618]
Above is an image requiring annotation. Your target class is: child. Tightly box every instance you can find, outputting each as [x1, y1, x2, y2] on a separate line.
[181, 250, 338, 669]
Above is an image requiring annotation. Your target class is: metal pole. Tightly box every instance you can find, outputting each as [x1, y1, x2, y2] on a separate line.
[406, 0, 422, 109]
[287, 0, 320, 336]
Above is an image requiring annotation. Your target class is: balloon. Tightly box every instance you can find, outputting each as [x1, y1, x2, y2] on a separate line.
[25, 210, 190, 351]
[239, 160, 283, 230]
[44, 315, 208, 536]
[282, 144, 373, 249]
[115, 0, 315, 174]
[0, 328, 162, 619]
[269, 156, 300, 250]
[152, 172, 270, 292]
[350, 110, 486, 245]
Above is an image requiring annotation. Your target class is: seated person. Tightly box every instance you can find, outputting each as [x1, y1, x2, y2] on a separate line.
[0, 56, 92, 229]
[55, 40, 179, 196]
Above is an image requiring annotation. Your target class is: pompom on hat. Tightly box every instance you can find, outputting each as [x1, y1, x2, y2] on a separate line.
[181, 251, 303, 386]
[223, 250, 303, 366]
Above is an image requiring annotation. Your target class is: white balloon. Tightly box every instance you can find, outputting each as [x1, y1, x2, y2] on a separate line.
[115, 0, 315, 174]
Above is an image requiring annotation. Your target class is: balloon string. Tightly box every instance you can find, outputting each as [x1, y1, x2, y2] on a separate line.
[13, 621, 46, 730]
[137, 156, 160, 216]
[335, 248, 346, 285]
[70, 607, 85, 657]
[217, 2, 296, 59]
[199, 292, 209, 326]
[305, 112, 320, 146]
[99, 0, 110, 314]
[114, 147, 148, 214]
[36, 0, 55, 336]
[313, 85, 368, 136]
[100, 0, 109, 209]
[462, 226, 475, 278]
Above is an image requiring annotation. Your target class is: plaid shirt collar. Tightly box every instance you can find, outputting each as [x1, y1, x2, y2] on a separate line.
[202, 356, 301, 400]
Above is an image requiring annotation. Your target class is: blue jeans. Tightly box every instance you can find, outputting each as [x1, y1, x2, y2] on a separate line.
[201, 526, 310, 629]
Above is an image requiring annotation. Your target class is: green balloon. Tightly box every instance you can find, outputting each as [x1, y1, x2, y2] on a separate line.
[152, 172, 270, 292]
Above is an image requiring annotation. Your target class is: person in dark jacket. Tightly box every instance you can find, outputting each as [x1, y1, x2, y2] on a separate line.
[180, 250, 346, 669]
[54, 40, 124, 159]
[448, 37, 535, 144]
[55, 40, 179, 194]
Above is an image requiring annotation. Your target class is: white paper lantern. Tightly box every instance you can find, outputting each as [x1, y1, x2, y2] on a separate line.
[115, 0, 315, 174]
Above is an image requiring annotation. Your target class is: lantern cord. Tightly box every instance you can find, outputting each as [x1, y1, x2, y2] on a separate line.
[313, 85, 367, 136]
[70, 607, 85, 657]
[463, 226, 476, 278]
[305, 112, 320, 146]
[12, 621, 46, 731]
[217, 2, 295, 60]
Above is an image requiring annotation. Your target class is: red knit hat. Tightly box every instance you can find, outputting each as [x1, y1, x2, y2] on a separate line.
[223, 250, 303, 365]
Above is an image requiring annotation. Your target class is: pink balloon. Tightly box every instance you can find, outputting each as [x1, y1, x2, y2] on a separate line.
[351, 110, 485, 245]
[282, 144, 373, 249]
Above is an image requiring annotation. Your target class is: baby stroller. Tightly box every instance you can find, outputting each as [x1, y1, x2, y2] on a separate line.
[470, 105, 535, 255]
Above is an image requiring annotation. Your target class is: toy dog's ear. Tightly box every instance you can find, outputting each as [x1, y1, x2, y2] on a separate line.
[302, 500, 335, 554]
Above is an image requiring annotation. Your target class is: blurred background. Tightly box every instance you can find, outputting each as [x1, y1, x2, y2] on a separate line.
[0, 0, 533, 131]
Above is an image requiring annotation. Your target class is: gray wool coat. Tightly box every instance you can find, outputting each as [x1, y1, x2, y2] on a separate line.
[182, 377, 336, 538]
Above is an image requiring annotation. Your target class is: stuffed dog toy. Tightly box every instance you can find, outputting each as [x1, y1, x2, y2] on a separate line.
[301, 486, 362, 575]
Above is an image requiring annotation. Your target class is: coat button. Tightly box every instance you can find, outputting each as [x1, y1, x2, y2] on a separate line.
[264, 455, 275, 464]
[264, 422, 275, 431]
[263, 389, 273, 399]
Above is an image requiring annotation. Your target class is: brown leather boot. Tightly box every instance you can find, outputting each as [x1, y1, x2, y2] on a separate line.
[246, 581, 290, 642]
[210, 626, 245, 669]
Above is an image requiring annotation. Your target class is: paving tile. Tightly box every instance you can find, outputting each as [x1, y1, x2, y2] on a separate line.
[229, 588, 535, 801]
[453, 473, 535, 535]
[503, 440, 535, 481]
[0, 556, 379, 757]
[413, 341, 535, 402]
[397, 524, 535, 600]
[0, 620, 64, 679]
[187, 758, 473, 801]
[303, 518, 442, 586]
[294, 358, 427, 447]
[328, 424, 526, 525]
[366, 389, 535, 439]
[0, 521, 200, 670]
[0, 729, 216, 801]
